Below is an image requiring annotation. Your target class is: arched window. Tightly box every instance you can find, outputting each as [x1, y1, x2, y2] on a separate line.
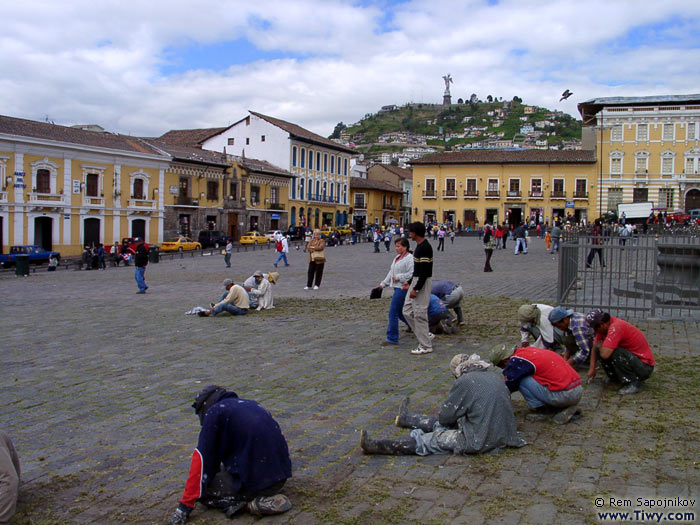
[308, 149, 313, 170]
[330, 155, 335, 174]
[343, 158, 348, 176]
[290, 206, 296, 226]
[299, 178, 305, 200]
[292, 146, 297, 167]
[300, 148, 305, 168]
[316, 152, 321, 172]
[315, 180, 320, 199]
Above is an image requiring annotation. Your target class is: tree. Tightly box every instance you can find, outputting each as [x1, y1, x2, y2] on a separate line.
[457, 98, 464, 104]
[512, 95, 522, 103]
[487, 95, 493, 103]
[329, 122, 346, 139]
[469, 93, 479, 104]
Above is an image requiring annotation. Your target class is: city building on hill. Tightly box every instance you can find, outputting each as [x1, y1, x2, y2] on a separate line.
[410, 149, 597, 229]
[200, 111, 355, 229]
[349, 177, 404, 229]
[578, 94, 700, 215]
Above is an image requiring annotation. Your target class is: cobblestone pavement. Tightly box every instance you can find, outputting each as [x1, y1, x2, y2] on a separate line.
[2, 236, 698, 524]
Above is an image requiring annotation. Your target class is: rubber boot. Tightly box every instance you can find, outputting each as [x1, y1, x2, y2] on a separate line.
[394, 397, 437, 432]
[247, 494, 292, 516]
[360, 430, 417, 455]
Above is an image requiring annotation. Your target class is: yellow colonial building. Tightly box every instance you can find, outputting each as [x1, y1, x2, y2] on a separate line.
[578, 94, 700, 214]
[349, 178, 403, 229]
[410, 150, 597, 228]
[0, 115, 171, 256]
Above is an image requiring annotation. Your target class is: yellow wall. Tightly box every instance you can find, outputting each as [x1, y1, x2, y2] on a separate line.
[351, 188, 402, 225]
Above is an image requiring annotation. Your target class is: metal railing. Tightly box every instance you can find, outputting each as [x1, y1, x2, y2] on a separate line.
[557, 232, 700, 319]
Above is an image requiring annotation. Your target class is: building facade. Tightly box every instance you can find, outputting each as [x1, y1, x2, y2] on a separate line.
[349, 178, 403, 230]
[200, 111, 355, 229]
[410, 150, 597, 228]
[578, 95, 700, 215]
[0, 115, 171, 256]
[366, 164, 413, 225]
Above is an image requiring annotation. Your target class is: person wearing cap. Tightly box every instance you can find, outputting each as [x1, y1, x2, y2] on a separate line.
[403, 222, 434, 355]
[244, 271, 279, 311]
[548, 307, 595, 366]
[360, 354, 526, 456]
[487, 344, 583, 424]
[517, 304, 562, 350]
[0, 430, 20, 524]
[166, 386, 292, 524]
[585, 310, 655, 395]
[431, 280, 465, 326]
[201, 279, 249, 317]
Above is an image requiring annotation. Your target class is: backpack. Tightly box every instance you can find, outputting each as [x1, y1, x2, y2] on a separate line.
[276, 240, 283, 252]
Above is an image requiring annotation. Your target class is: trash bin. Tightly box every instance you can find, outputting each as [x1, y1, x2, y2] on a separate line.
[148, 246, 160, 263]
[15, 254, 29, 276]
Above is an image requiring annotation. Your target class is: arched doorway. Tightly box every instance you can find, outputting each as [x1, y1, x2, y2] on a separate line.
[132, 218, 146, 239]
[335, 210, 340, 226]
[314, 208, 320, 229]
[342, 211, 347, 225]
[685, 189, 700, 211]
[84, 218, 100, 248]
[290, 206, 296, 227]
[35, 217, 53, 251]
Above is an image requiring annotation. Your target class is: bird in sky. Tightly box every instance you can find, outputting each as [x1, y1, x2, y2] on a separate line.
[560, 89, 573, 101]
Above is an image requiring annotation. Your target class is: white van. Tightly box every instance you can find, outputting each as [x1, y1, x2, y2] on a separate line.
[689, 209, 700, 221]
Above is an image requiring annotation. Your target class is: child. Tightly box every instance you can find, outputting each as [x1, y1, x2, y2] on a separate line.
[545, 231, 552, 251]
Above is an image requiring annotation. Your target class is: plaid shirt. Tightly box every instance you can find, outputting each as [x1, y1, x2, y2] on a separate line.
[568, 312, 595, 364]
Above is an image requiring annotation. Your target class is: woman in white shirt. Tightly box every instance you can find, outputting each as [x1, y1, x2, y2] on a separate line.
[376, 237, 414, 346]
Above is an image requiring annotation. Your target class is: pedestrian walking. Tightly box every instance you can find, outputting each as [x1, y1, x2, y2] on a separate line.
[437, 227, 446, 251]
[585, 219, 605, 268]
[403, 222, 433, 355]
[134, 242, 148, 294]
[373, 228, 381, 253]
[513, 223, 527, 255]
[449, 229, 455, 245]
[224, 239, 233, 268]
[376, 237, 414, 346]
[383, 229, 392, 252]
[501, 223, 508, 251]
[274, 234, 290, 267]
[110, 242, 121, 266]
[305, 229, 325, 290]
[550, 223, 561, 253]
[483, 225, 494, 272]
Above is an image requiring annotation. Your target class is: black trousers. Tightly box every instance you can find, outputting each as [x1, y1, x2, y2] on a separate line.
[204, 470, 286, 502]
[307, 261, 324, 287]
[599, 347, 653, 384]
[437, 238, 444, 251]
[484, 249, 493, 272]
[586, 247, 605, 267]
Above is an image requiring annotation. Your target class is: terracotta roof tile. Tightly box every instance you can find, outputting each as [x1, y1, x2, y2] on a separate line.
[372, 164, 413, 180]
[410, 149, 596, 165]
[250, 111, 355, 154]
[158, 127, 228, 147]
[239, 157, 293, 179]
[350, 177, 404, 193]
[144, 139, 229, 167]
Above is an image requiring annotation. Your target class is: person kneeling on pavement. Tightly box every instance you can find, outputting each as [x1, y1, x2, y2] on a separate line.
[431, 280, 465, 327]
[428, 294, 457, 335]
[166, 386, 292, 524]
[200, 279, 249, 317]
[548, 306, 595, 367]
[243, 271, 279, 310]
[517, 303, 564, 351]
[487, 344, 583, 424]
[360, 354, 526, 456]
[585, 309, 655, 395]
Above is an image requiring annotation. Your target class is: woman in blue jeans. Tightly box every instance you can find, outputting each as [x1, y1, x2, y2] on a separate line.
[376, 237, 414, 346]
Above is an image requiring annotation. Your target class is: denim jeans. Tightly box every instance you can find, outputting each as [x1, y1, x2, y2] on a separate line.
[551, 238, 560, 253]
[224, 253, 231, 267]
[514, 238, 527, 254]
[213, 303, 248, 316]
[518, 376, 582, 409]
[274, 252, 288, 266]
[134, 266, 147, 292]
[386, 288, 409, 344]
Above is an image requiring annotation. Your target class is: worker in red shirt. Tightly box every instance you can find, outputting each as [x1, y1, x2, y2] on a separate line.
[585, 310, 655, 395]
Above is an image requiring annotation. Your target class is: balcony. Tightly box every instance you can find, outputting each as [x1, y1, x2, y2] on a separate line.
[307, 193, 340, 204]
[550, 191, 566, 199]
[573, 192, 588, 200]
[485, 190, 500, 198]
[29, 192, 64, 203]
[506, 190, 522, 199]
[82, 195, 105, 207]
[634, 169, 648, 179]
[528, 191, 544, 199]
[463, 190, 479, 198]
[682, 170, 700, 179]
[129, 198, 156, 209]
[269, 203, 284, 210]
[442, 189, 458, 199]
[383, 203, 397, 211]
[176, 195, 193, 206]
[422, 190, 437, 199]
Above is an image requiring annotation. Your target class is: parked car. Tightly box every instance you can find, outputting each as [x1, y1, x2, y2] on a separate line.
[286, 226, 306, 241]
[264, 230, 282, 241]
[121, 237, 155, 253]
[0, 245, 61, 268]
[160, 236, 202, 252]
[335, 225, 352, 236]
[197, 230, 230, 248]
[239, 231, 270, 245]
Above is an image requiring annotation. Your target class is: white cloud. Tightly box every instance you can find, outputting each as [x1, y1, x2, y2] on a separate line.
[0, 0, 698, 137]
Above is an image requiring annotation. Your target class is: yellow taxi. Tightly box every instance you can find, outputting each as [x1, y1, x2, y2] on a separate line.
[160, 236, 202, 252]
[335, 225, 352, 236]
[239, 231, 270, 245]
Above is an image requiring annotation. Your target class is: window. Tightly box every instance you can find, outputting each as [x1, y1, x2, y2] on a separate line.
[445, 178, 456, 196]
[575, 179, 587, 197]
[291, 178, 296, 200]
[229, 181, 237, 200]
[36, 169, 50, 193]
[663, 124, 674, 141]
[270, 187, 278, 204]
[250, 185, 259, 205]
[292, 146, 297, 167]
[343, 183, 347, 204]
[227, 138, 234, 146]
[343, 158, 348, 176]
[337, 155, 341, 174]
[687, 123, 697, 141]
[611, 157, 622, 174]
[662, 157, 674, 175]
[425, 178, 436, 196]
[206, 180, 218, 201]
[308, 150, 313, 170]
[530, 178, 542, 196]
[246, 137, 250, 145]
[508, 179, 520, 195]
[132, 178, 144, 199]
[336, 182, 340, 202]
[330, 155, 335, 174]
[637, 124, 648, 141]
[323, 154, 328, 173]
[300, 148, 305, 168]
[86, 173, 99, 197]
[329, 181, 334, 199]
[466, 178, 477, 195]
[633, 188, 648, 202]
[607, 188, 623, 211]
[487, 178, 499, 194]
[315, 180, 320, 199]
[261, 135, 266, 142]
[659, 188, 674, 209]
[552, 178, 564, 195]
[299, 178, 305, 200]
[635, 156, 648, 172]
[611, 125, 623, 141]
[354, 192, 366, 208]
[316, 152, 321, 172]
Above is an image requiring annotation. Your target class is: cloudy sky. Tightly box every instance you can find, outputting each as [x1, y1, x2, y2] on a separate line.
[2, 0, 699, 138]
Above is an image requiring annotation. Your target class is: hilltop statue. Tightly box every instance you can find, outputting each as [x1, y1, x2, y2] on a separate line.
[442, 74, 453, 106]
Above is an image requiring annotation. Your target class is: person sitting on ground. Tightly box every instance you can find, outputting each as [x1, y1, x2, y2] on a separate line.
[243, 271, 279, 311]
[518, 303, 563, 351]
[431, 280, 465, 326]
[585, 309, 655, 395]
[360, 353, 526, 456]
[200, 279, 249, 317]
[166, 386, 292, 524]
[486, 343, 583, 424]
[548, 306, 595, 367]
[428, 294, 457, 335]
[0, 430, 20, 524]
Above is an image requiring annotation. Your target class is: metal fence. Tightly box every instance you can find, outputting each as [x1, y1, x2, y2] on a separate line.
[557, 233, 700, 319]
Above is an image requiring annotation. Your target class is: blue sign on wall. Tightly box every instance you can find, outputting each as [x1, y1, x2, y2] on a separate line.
[565, 201, 575, 208]
[271, 213, 280, 219]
